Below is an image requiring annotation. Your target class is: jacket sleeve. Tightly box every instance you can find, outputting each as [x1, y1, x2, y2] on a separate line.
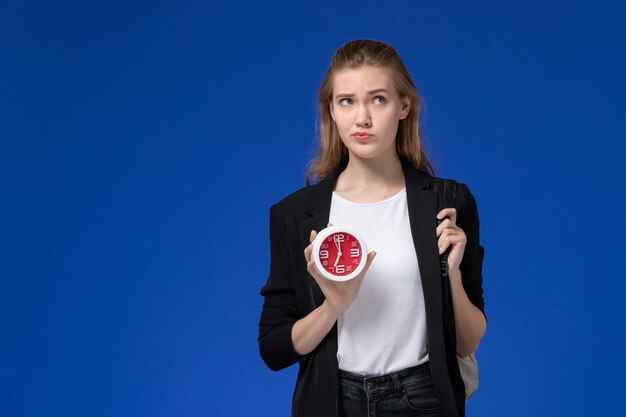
[456, 183, 487, 320]
[258, 204, 304, 371]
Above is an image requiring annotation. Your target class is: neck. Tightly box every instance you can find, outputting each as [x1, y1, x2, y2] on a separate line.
[339, 151, 404, 188]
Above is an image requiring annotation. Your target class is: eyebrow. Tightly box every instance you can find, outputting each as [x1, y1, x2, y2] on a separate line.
[335, 88, 391, 98]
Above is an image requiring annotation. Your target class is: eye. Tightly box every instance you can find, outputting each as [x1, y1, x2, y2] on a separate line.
[339, 98, 352, 106]
[373, 96, 386, 104]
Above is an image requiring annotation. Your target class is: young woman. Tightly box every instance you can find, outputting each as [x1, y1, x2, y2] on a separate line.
[258, 39, 486, 417]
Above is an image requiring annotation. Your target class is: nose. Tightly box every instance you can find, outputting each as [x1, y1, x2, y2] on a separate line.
[355, 105, 371, 128]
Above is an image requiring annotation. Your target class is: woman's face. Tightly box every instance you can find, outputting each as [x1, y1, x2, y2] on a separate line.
[330, 65, 410, 163]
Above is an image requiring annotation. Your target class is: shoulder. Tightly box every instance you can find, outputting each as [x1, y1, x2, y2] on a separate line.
[267, 179, 325, 227]
[442, 178, 480, 227]
[270, 183, 313, 214]
[270, 172, 337, 216]
[267, 179, 333, 243]
[401, 160, 478, 206]
[272, 185, 315, 209]
[427, 172, 480, 222]
[449, 180, 477, 212]
[429, 173, 474, 202]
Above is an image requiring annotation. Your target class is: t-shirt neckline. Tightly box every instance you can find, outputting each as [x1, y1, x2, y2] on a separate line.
[331, 187, 406, 206]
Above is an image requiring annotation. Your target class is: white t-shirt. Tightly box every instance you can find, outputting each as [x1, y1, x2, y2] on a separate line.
[329, 188, 429, 376]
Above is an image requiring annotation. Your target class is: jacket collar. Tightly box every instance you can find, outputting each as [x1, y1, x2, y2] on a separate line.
[302, 158, 433, 217]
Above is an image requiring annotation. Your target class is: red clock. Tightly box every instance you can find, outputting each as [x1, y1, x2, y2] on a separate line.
[311, 226, 368, 282]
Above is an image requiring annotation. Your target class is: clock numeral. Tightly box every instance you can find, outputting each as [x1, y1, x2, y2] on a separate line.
[351, 241, 358, 247]
[319, 250, 329, 259]
[321, 243, 329, 249]
[335, 265, 345, 274]
[350, 248, 360, 258]
[353, 259, 358, 265]
[334, 234, 345, 243]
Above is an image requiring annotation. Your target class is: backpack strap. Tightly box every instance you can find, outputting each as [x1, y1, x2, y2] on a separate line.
[433, 177, 458, 279]
[432, 178, 458, 336]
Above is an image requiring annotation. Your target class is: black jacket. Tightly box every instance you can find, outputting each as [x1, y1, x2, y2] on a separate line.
[258, 159, 485, 417]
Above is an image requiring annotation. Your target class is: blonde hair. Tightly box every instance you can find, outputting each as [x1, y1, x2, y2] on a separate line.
[306, 39, 435, 185]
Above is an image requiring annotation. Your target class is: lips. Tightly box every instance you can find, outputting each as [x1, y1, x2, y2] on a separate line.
[353, 132, 372, 141]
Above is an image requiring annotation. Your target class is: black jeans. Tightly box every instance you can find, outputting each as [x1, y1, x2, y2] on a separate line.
[339, 362, 444, 417]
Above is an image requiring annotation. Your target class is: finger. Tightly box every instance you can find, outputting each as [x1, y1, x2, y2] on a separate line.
[328, 222, 333, 227]
[436, 208, 457, 224]
[438, 228, 453, 254]
[307, 261, 332, 291]
[440, 228, 464, 241]
[436, 218, 457, 237]
[438, 239, 449, 255]
[446, 233, 467, 247]
[436, 208, 456, 222]
[304, 244, 312, 261]
[439, 238, 460, 255]
[307, 259, 321, 279]
[438, 232, 466, 254]
[309, 229, 317, 244]
[437, 227, 449, 247]
[437, 220, 461, 237]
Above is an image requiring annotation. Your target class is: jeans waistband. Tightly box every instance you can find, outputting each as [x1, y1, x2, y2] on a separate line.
[339, 362, 432, 397]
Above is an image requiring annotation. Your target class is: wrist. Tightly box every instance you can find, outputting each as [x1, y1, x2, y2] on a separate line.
[321, 299, 343, 319]
[448, 266, 462, 283]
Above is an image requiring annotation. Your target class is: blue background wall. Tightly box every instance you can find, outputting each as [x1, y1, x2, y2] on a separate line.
[2, 1, 625, 416]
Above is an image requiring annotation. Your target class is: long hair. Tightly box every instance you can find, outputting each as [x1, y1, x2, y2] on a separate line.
[306, 39, 435, 185]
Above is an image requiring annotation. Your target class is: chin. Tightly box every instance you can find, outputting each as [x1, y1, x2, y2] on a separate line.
[349, 151, 385, 161]
[348, 145, 395, 161]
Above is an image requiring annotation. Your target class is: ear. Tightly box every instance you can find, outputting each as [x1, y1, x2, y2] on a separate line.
[399, 96, 411, 120]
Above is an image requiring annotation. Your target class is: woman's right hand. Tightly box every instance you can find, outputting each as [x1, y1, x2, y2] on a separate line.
[303, 226, 377, 317]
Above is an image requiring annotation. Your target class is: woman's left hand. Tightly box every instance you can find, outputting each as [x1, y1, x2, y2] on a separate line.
[436, 208, 466, 272]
